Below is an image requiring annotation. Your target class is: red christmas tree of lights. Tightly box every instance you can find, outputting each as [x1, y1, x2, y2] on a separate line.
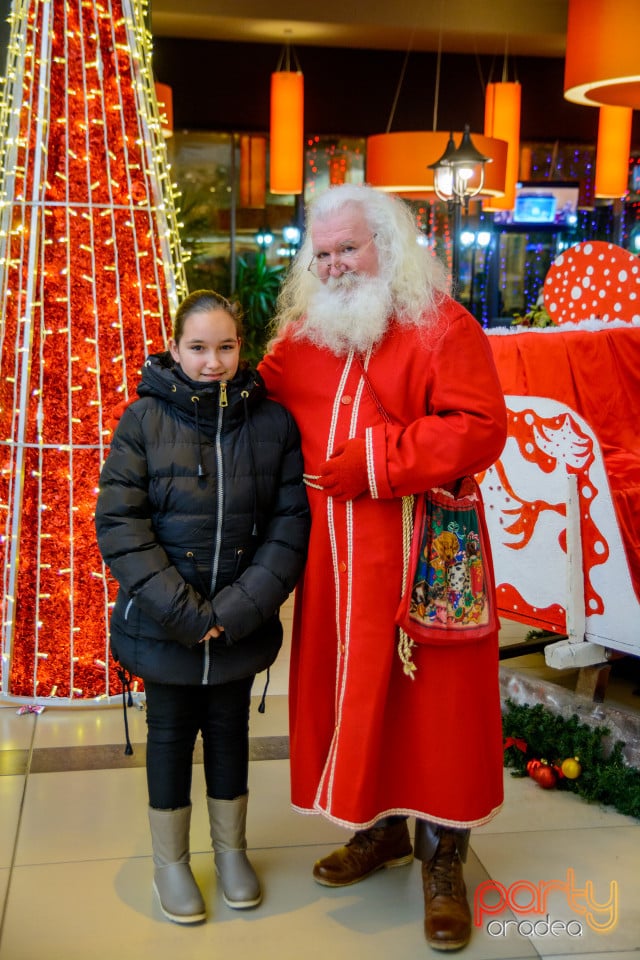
[0, 0, 186, 702]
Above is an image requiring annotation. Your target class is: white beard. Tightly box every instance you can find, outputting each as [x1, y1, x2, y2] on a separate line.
[299, 273, 393, 355]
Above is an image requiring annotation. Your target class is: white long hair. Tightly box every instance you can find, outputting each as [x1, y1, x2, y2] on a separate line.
[271, 184, 449, 340]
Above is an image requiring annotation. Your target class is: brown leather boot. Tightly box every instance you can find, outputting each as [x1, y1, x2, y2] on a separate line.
[313, 819, 413, 887]
[422, 830, 471, 951]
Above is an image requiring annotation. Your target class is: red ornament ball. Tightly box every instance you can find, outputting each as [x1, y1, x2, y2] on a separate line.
[528, 759, 557, 789]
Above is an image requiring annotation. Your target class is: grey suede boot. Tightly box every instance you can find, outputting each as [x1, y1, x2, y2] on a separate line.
[207, 794, 261, 909]
[148, 805, 206, 924]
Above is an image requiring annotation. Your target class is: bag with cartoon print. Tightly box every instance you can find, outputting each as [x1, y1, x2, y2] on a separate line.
[395, 476, 499, 645]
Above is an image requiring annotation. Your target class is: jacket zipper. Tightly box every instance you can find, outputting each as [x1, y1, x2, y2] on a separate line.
[202, 400, 225, 684]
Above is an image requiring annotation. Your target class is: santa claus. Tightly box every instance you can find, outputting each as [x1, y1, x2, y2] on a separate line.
[259, 183, 507, 951]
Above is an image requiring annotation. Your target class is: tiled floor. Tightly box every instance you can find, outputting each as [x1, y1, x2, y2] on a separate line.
[1, 606, 639, 960]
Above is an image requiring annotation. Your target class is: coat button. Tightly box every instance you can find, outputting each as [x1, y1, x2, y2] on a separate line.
[341, 395, 352, 405]
[338, 560, 347, 572]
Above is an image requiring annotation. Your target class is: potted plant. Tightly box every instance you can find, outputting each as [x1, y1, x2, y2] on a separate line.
[232, 252, 286, 363]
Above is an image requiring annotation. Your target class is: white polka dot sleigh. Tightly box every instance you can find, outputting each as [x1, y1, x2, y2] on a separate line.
[543, 240, 640, 325]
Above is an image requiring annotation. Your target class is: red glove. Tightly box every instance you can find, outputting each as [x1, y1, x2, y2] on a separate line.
[318, 439, 369, 501]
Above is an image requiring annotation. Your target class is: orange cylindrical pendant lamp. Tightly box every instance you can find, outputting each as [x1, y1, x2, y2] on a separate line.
[519, 145, 533, 181]
[564, 0, 640, 107]
[270, 71, 304, 194]
[366, 131, 508, 199]
[240, 135, 267, 208]
[154, 82, 173, 138]
[483, 81, 521, 210]
[594, 105, 633, 197]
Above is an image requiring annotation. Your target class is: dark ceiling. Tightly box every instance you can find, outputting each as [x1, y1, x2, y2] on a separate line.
[153, 37, 629, 147]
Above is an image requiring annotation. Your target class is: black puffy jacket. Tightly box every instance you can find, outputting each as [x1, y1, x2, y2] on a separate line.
[94, 351, 310, 686]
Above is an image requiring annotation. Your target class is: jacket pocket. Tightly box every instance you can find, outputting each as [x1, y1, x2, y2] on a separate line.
[233, 547, 246, 579]
[180, 549, 211, 597]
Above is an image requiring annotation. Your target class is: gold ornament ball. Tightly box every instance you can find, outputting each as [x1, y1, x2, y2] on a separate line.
[561, 757, 582, 779]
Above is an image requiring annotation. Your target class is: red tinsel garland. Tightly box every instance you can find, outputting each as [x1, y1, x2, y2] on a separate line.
[0, 0, 182, 700]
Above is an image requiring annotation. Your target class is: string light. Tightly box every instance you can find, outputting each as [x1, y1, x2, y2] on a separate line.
[0, 0, 186, 704]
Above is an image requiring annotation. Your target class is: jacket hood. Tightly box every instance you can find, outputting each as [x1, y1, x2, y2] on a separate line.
[137, 351, 266, 426]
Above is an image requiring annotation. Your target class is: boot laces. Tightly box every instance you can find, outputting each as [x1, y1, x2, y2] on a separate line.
[427, 835, 461, 898]
[347, 827, 381, 854]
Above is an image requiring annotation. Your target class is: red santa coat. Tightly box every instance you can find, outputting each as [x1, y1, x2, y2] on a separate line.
[259, 297, 507, 830]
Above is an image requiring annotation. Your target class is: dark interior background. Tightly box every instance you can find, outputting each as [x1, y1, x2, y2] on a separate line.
[153, 37, 640, 148]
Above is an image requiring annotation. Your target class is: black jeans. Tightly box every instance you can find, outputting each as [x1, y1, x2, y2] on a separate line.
[144, 675, 254, 809]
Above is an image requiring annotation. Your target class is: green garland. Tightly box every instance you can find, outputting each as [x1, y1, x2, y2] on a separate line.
[502, 699, 640, 820]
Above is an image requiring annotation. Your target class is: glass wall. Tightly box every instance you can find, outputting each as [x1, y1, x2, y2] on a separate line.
[165, 132, 367, 359]
[167, 132, 366, 289]
[167, 132, 235, 293]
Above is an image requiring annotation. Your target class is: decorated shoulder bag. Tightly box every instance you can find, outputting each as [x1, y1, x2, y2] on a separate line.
[394, 475, 498, 647]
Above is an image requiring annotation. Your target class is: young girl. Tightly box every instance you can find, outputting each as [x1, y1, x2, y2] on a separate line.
[95, 290, 309, 924]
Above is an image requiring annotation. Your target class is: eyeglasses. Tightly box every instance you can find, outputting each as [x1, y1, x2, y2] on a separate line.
[307, 233, 377, 279]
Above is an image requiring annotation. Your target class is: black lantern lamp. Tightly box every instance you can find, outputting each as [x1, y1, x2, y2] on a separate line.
[428, 125, 491, 291]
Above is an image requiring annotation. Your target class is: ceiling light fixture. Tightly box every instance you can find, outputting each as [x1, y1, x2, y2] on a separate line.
[564, 0, 640, 108]
[483, 49, 521, 212]
[239, 134, 266, 209]
[594, 105, 633, 198]
[269, 37, 304, 195]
